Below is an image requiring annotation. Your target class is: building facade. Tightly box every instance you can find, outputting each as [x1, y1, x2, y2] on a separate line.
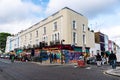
[90, 43, 100, 56]
[108, 40, 113, 52]
[5, 36, 14, 52]
[95, 32, 105, 55]
[104, 34, 109, 51]
[5, 34, 20, 53]
[6, 7, 95, 55]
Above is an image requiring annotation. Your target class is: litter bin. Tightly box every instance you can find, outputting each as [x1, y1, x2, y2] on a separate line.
[77, 56, 85, 67]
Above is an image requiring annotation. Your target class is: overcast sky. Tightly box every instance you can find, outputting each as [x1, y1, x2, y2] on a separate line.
[0, 0, 120, 45]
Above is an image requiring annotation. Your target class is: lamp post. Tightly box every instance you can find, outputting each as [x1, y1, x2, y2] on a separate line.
[61, 39, 65, 64]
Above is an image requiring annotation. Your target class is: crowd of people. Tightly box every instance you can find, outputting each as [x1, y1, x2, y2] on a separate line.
[5, 50, 118, 69]
[9, 50, 31, 62]
[96, 51, 117, 69]
[8, 50, 65, 64]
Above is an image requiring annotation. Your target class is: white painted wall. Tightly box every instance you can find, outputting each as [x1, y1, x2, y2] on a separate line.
[90, 43, 100, 56]
[116, 48, 120, 62]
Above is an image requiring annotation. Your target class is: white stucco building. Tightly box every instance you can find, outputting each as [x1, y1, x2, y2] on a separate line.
[5, 7, 95, 53]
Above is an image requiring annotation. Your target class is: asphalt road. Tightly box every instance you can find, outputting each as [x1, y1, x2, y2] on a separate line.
[0, 60, 120, 80]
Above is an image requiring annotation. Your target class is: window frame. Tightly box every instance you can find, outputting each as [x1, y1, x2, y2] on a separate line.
[83, 24, 85, 32]
[73, 32, 77, 44]
[53, 22, 57, 31]
[83, 34, 86, 45]
[43, 27, 46, 35]
[36, 30, 38, 37]
[72, 20, 76, 30]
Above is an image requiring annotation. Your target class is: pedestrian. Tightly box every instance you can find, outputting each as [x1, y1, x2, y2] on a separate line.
[54, 54, 57, 63]
[24, 54, 29, 62]
[109, 51, 117, 69]
[61, 54, 65, 64]
[49, 52, 53, 63]
[96, 53, 102, 66]
[10, 51, 15, 63]
[102, 54, 106, 65]
[39, 51, 42, 63]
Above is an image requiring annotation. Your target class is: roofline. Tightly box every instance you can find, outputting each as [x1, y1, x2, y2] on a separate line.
[62, 7, 84, 16]
[18, 7, 86, 34]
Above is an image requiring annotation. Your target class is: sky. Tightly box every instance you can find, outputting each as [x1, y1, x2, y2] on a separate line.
[0, 0, 120, 45]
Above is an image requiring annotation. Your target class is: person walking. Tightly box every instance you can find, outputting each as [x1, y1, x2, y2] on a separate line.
[102, 54, 107, 65]
[109, 51, 117, 69]
[96, 53, 102, 66]
[49, 53, 53, 64]
[39, 51, 42, 63]
[10, 51, 15, 63]
[54, 54, 57, 63]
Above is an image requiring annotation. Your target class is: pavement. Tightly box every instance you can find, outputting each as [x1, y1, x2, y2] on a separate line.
[25, 61, 120, 77]
[0, 58, 120, 77]
[105, 67, 120, 77]
[31, 61, 78, 66]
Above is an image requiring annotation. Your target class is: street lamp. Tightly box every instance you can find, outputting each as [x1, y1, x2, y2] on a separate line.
[61, 39, 65, 64]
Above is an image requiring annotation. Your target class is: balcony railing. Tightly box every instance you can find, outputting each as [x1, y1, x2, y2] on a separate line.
[50, 40, 60, 46]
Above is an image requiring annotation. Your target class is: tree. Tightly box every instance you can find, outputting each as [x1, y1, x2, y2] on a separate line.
[0, 32, 11, 52]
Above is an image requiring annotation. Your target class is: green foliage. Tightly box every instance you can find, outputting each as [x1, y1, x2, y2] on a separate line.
[0, 32, 11, 52]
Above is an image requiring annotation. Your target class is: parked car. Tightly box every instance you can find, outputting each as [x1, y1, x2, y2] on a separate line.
[0, 54, 10, 59]
[0, 54, 5, 58]
[4, 55, 10, 59]
[87, 56, 96, 64]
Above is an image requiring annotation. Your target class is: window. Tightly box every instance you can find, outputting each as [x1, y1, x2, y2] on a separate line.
[83, 24, 85, 32]
[73, 32, 77, 44]
[46, 36, 48, 42]
[43, 36, 48, 42]
[55, 34, 57, 41]
[18, 37, 19, 47]
[30, 41, 32, 44]
[52, 33, 60, 41]
[30, 33, 32, 40]
[72, 20, 76, 29]
[36, 39, 39, 44]
[42, 37, 45, 42]
[36, 30, 38, 37]
[25, 35, 26, 41]
[52, 34, 54, 41]
[43, 27, 46, 34]
[53, 22, 57, 31]
[24, 35, 27, 45]
[58, 33, 59, 41]
[83, 35, 86, 45]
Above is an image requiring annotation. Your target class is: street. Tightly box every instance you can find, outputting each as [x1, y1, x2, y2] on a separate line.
[0, 59, 120, 80]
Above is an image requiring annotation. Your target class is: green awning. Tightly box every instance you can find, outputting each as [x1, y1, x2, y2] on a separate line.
[86, 48, 89, 53]
[74, 47, 82, 52]
[106, 51, 110, 55]
[16, 50, 23, 55]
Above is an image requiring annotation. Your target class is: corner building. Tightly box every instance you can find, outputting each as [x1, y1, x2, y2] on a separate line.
[7, 7, 95, 63]
[20, 7, 94, 51]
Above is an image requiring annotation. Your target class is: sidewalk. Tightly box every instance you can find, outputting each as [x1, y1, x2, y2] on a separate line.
[0, 58, 21, 63]
[31, 61, 78, 66]
[0, 58, 90, 68]
[0, 58, 78, 66]
[105, 67, 120, 77]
